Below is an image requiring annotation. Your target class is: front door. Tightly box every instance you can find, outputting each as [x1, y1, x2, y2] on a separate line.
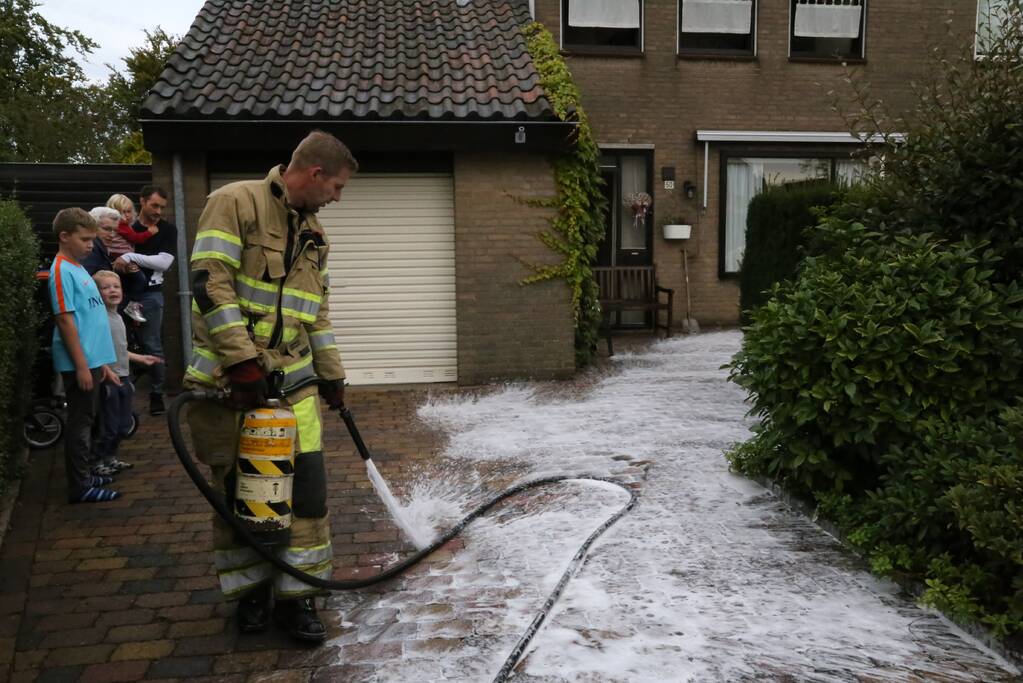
[597, 151, 653, 326]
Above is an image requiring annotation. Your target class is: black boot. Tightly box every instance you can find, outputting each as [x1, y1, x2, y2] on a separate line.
[236, 583, 272, 634]
[273, 596, 326, 643]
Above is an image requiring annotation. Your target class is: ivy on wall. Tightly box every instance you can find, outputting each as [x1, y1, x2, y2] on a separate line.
[520, 22, 607, 367]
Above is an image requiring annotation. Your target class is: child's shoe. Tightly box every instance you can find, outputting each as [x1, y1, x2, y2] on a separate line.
[91, 462, 118, 476]
[123, 301, 146, 323]
[108, 458, 134, 471]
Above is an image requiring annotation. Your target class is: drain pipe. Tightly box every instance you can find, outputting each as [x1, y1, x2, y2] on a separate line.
[172, 153, 192, 364]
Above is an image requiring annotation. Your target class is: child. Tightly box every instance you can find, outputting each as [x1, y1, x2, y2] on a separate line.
[48, 208, 121, 503]
[104, 196, 153, 323]
[91, 271, 162, 475]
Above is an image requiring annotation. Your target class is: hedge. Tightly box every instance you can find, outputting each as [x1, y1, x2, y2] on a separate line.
[739, 180, 844, 324]
[0, 200, 39, 488]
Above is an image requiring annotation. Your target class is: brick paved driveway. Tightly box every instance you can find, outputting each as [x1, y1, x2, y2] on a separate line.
[0, 335, 1019, 682]
[0, 384, 481, 682]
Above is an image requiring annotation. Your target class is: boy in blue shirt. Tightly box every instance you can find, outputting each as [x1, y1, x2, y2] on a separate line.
[49, 208, 121, 503]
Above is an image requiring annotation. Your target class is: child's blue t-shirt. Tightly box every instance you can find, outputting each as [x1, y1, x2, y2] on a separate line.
[49, 255, 116, 372]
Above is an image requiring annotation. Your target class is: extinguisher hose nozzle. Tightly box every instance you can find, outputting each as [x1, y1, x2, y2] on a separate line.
[338, 407, 373, 461]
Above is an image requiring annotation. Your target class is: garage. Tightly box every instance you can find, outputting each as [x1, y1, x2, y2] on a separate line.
[209, 173, 457, 386]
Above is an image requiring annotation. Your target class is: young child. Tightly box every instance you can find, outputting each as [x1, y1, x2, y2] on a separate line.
[104, 196, 153, 322]
[48, 208, 121, 503]
[91, 271, 162, 476]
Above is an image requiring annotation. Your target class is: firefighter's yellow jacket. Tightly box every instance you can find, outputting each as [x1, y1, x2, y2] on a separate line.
[185, 165, 343, 395]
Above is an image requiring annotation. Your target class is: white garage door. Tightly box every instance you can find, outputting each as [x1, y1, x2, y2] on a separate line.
[208, 173, 457, 385]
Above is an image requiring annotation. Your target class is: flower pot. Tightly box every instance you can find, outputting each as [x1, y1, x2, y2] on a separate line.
[663, 224, 692, 240]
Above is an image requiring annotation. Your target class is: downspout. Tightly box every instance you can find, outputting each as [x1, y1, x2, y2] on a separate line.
[172, 153, 192, 364]
[703, 140, 709, 209]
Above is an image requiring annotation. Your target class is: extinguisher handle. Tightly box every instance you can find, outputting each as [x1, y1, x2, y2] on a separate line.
[338, 407, 373, 461]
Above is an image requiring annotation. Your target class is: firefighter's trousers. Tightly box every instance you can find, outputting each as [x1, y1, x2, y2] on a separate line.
[186, 395, 332, 599]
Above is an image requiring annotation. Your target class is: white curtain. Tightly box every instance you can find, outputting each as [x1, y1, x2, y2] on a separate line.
[725, 160, 764, 273]
[977, 0, 1007, 53]
[619, 156, 647, 251]
[681, 0, 753, 34]
[568, 0, 641, 28]
[835, 159, 868, 185]
[794, 1, 863, 39]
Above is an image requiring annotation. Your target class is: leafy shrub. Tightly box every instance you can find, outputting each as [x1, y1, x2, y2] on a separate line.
[739, 180, 845, 324]
[728, 5, 1023, 637]
[0, 200, 39, 485]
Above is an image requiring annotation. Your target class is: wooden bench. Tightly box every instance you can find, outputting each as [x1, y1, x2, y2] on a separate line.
[594, 265, 674, 356]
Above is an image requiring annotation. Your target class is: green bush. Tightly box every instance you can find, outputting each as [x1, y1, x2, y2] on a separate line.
[0, 200, 39, 485]
[728, 5, 1023, 637]
[739, 180, 845, 324]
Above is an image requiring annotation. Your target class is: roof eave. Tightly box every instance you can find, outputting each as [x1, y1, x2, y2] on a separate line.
[141, 118, 577, 154]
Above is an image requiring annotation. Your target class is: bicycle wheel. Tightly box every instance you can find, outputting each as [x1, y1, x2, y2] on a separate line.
[126, 412, 139, 438]
[24, 408, 64, 449]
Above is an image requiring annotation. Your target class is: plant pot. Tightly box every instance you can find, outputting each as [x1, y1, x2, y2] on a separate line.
[663, 224, 692, 240]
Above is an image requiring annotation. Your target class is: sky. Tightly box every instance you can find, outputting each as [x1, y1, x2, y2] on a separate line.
[35, 0, 207, 82]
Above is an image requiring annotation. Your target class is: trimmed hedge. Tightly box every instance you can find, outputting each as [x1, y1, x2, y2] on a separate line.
[0, 200, 39, 486]
[739, 180, 844, 324]
[728, 7, 1023, 639]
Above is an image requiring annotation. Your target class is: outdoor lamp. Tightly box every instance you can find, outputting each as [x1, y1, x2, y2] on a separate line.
[683, 181, 696, 200]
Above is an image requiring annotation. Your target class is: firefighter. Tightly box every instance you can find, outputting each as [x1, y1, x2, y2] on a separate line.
[184, 130, 356, 642]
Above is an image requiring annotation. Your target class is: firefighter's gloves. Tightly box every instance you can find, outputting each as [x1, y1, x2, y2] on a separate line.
[225, 359, 268, 411]
[319, 379, 346, 410]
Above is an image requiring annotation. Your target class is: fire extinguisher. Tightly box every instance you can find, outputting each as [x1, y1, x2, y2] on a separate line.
[231, 371, 296, 546]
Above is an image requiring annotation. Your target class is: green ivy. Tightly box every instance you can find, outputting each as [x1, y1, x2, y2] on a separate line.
[521, 22, 607, 367]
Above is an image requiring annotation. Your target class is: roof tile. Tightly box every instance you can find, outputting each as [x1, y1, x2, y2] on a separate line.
[142, 0, 555, 121]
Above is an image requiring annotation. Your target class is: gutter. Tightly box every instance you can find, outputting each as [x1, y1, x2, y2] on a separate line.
[172, 153, 192, 366]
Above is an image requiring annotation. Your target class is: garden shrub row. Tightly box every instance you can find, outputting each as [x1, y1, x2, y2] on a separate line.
[0, 199, 39, 490]
[727, 6, 1023, 641]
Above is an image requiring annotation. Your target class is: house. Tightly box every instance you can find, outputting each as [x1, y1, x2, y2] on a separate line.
[535, 0, 992, 327]
[141, 0, 578, 389]
[143, 0, 995, 388]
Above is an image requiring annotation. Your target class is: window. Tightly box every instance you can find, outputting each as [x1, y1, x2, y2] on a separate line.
[976, 0, 1011, 58]
[679, 0, 756, 55]
[562, 0, 643, 52]
[721, 155, 868, 274]
[790, 0, 866, 60]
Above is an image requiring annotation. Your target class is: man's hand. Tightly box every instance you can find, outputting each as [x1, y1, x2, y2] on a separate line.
[225, 359, 267, 411]
[75, 366, 93, 391]
[318, 379, 345, 410]
[101, 365, 122, 386]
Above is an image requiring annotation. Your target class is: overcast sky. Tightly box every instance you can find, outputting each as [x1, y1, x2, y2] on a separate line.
[36, 0, 207, 82]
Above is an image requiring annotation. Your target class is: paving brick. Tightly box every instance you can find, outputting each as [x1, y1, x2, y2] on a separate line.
[166, 618, 225, 639]
[211, 650, 279, 675]
[78, 659, 150, 683]
[145, 655, 213, 679]
[33, 665, 85, 683]
[109, 639, 175, 662]
[34, 612, 98, 633]
[43, 644, 115, 667]
[105, 622, 168, 644]
[134, 592, 189, 609]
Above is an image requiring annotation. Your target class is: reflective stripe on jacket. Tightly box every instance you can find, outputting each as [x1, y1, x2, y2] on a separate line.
[185, 165, 344, 392]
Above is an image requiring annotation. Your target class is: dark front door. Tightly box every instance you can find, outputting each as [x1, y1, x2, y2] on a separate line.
[598, 151, 653, 327]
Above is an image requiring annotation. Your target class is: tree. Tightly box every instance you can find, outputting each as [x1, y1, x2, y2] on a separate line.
[104, 27, 180, 163]
[0, 0, 115, 161]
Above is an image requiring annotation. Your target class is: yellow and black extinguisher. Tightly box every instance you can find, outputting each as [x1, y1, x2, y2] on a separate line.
[232, 373, 297, 545]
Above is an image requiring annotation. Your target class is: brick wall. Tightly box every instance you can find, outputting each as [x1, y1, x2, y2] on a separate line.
[454, 151, 576, 384]
[535, 0, 978, 325]
[150, 153, 209, 393]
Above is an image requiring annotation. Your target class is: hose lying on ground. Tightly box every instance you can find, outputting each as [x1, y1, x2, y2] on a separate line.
[168, 390, 637, 682]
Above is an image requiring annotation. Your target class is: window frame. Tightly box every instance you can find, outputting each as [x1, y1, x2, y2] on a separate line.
[560, 0, 645, 55]
[788, 0, 868, 62]
[677, 0, 758, 58]
[717, 146, 868, 278]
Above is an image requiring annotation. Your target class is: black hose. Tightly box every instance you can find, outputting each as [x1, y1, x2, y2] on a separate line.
[168, 390, 637, 680]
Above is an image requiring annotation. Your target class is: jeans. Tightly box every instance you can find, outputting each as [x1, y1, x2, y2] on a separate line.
[62, 368, 102, 500]
[138, 290, 166, 394]
[93, 379, 134, 463]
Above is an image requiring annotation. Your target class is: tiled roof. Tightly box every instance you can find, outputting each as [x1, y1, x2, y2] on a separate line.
[142, 0, 556, 122]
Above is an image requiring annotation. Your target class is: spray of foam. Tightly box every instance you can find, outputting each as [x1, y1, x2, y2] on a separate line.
[364, 459, 466, 550]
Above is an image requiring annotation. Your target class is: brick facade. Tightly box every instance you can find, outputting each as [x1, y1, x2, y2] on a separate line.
[535, 0, 980, 325]
[454, 151, 575, 384]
